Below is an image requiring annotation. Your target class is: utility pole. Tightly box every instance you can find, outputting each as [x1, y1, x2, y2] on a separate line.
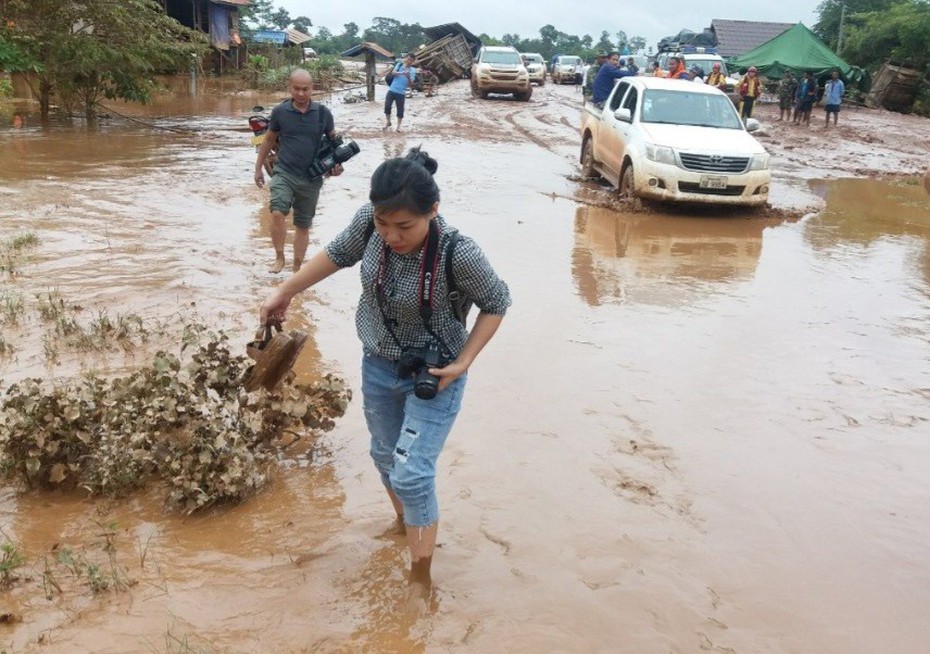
[836, 1, 847, 54]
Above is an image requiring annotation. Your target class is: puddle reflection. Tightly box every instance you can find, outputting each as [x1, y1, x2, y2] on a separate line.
[572, 205, 771, 306]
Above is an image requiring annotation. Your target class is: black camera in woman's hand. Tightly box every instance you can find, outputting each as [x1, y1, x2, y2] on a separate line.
[396, 345, 447, 400]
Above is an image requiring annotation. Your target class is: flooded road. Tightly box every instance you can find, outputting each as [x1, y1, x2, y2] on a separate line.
[2, 78, 930, 653]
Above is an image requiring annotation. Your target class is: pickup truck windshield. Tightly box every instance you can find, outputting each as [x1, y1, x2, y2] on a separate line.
[686, 59, 728, 76]
[523, 54, 544, 63]
[641, 89, 743, 129]
[482, 51, 522, 65]
[558, 56, 581, 66]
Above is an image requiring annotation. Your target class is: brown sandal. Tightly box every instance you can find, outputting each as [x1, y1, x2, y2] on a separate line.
[243, 320, 308, 392]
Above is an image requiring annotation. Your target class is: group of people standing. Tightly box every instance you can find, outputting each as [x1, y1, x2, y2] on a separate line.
[777, 69, 846, 126]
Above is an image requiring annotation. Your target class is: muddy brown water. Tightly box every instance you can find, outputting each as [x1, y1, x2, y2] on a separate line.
[2, 78, 930, 653]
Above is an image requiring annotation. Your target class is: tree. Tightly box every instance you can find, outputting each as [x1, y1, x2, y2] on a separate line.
[292, 15, 312, 34]
[595, 30, 614, 53]
[629, 36, 646, 53]
[242, 0, 277, 30]
[502, 33, 521, 47]
[2, 0, 207, 120]
[615, 30, 628, 51]
[841, 0, 930, 68]
[813, 0, 893, 50]
[270, 7, 290, 30]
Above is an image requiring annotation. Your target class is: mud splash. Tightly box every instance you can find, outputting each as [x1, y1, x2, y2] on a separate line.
[1, 78, 930, 653]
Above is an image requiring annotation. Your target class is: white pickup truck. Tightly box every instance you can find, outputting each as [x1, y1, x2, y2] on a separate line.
[580, 76, 771, 206]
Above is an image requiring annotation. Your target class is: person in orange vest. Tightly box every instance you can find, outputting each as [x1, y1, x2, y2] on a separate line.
[705, 62, 727, 91]
[651, 61, 666, 78]
[738, 66, 763, 119]
[666, 56, 690, 80]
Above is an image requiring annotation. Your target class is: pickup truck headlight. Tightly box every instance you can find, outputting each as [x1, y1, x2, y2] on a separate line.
[749, 153, 770, 170]
[645, 144, 676, 166]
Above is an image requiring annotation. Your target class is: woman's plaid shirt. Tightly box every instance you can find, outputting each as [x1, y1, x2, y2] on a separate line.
[325, 204, 511, 361]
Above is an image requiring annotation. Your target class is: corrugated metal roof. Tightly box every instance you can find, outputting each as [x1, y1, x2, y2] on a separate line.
[286, 28, 311, 45]
[422, 23, 481, 49]
[341, 41, 395, 60]
[711, 19, 795, 58]
[211, 0, 252, 6]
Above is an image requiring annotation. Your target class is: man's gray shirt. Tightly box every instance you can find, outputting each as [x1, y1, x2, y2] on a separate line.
[268, 100, 334, 179]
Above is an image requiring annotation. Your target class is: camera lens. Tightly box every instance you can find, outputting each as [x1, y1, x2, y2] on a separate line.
[413, 369, 439, 400]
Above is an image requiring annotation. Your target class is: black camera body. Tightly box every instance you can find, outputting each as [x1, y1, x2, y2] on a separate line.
[308, 134, 360, 180]
[396, 345, 448, 400]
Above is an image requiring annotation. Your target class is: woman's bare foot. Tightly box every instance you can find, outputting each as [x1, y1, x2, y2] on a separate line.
[404, 555, 432, 614]
[269, 255, 286, 274]
[376, 515, 407, 540]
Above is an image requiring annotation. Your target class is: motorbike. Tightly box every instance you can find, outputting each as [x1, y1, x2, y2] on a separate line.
[248, 105, 276, 175]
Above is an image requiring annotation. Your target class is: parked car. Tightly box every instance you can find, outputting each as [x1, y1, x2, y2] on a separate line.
[471, 45, 532, 101]
[580, 76, 770, 207]
[520, 52, 546, 86]
[551, 55, 583, 84]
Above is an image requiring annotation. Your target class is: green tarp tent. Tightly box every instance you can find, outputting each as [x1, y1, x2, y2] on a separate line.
[728, 23, 863, 83]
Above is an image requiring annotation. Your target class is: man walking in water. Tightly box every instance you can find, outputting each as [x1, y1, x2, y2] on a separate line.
[253, 69, 342, 273]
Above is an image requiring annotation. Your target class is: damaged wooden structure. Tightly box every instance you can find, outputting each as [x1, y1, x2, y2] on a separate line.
[413, 23, 482, 83]
[341, 42, 395, 102]
[161, 0, 251, 72]
[865, 61, 924, 113]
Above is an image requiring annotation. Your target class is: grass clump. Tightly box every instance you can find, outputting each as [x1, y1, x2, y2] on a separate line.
[0, 231, 38, 274]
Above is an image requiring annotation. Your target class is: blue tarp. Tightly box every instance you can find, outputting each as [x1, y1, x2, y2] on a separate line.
[253, 30, 287, 45]
[208, 3, 231, 50]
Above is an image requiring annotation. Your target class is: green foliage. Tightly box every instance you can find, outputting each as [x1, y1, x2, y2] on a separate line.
[3, 0, 209, 119]
[0, 231, 38, 274]
[814, 0, 895, 50]
[840, 0, 930, 70]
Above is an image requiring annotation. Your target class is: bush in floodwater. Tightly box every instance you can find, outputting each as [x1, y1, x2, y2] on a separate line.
[0, 328, 351, 513]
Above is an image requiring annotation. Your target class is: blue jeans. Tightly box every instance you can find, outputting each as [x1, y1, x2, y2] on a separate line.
[361, 353, 466, 527]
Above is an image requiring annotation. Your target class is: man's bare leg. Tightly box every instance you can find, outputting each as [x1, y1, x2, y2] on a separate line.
[269, 210, 288, 273]
[293, 226, 310, 272]
[405, 521, 438, 612]
[396, 117, 403, 132]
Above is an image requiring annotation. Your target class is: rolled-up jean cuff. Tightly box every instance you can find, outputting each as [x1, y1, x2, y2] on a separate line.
[361, 353, 466, 526]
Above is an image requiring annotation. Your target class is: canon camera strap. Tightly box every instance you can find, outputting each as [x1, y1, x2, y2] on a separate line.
[374, 220, 454, 356]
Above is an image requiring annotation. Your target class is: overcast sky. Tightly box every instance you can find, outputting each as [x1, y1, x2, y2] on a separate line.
[276, 0, 821, 51]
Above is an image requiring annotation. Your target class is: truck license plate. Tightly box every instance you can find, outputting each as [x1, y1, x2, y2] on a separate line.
[700, 176, 728, 190]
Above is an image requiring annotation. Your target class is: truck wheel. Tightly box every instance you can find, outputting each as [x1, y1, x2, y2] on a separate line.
[580, 138, 598, 179]
[470, 78, 481, 98]
[539, 77, 545, 87]
[620, 163, 636, 198]
[518, 87, 532, 101]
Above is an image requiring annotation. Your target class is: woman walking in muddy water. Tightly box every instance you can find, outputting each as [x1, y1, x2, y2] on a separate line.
[260, 148, 511, 610]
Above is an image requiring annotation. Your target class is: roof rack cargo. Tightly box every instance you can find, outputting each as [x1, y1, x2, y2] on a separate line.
[680, 46, 718, 54]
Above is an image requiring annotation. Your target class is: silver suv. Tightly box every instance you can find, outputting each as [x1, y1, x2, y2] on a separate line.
[471, 46, 532, 101]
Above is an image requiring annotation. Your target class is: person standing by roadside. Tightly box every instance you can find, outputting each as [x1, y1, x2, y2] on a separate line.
[384, 53, 418, 133]
[253, 69, 342, 274]
[705, 62, 727, 90]
[651, 61, 666, 78]
[794, 70, 817, 126]
[593, 52, 635, 105]
[777, 70, 798, 121]
[260, 147, 511, 612]
[823, 69, 845, 127]
[738, 66, 762, 119]
[666, 56, 690, 80]
[626, 57, 640, 75]
[584, 52, 607, 102]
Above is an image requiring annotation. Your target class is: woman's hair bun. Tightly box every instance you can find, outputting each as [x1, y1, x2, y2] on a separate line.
[404, 146, 438, 176]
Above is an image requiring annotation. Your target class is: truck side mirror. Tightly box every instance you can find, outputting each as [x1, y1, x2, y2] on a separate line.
[614, 107, 632, 122]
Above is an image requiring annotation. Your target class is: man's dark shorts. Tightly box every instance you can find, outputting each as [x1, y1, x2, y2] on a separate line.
[269, 168, 323, 229]
[384, 90, 406, 119]
[797, 99, 815, 112]
[824, 103, 841, 114]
